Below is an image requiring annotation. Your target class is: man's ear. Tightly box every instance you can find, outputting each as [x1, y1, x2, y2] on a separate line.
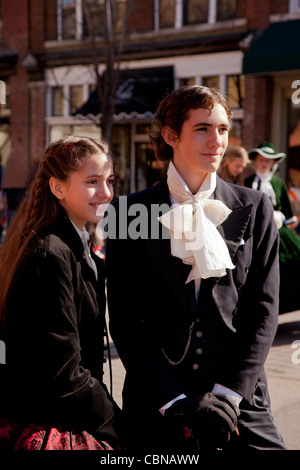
[161, 126, 178, 148]
[49, 177, 65, 200]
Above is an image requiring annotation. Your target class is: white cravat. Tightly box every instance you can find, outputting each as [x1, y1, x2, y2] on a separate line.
[158, 162, 235, 288]
[253, 170, 277, 206]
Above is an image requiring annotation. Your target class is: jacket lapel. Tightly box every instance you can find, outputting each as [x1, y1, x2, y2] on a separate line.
[215, 177, 253, 261]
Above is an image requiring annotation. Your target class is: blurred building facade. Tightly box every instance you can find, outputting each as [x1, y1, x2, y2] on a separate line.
[0, 0, 300, 208]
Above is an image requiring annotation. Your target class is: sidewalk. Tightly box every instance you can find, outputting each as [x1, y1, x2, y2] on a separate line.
[265, 310, 300, 450]
[104, 310, 300, 450]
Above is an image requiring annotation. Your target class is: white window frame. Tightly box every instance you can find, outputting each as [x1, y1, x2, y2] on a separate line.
[155, 0, 227, 30]
[57, 0, 127, 41]
[57, 0, 83, 41]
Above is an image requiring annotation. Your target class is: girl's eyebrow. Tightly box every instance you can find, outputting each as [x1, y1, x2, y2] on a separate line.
[85, 172, 115, 178]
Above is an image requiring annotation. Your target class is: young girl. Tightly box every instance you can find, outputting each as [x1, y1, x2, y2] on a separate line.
[0, 136, 124, 450]
[218, 145, 249, 185]
[245, 141, 300, 314]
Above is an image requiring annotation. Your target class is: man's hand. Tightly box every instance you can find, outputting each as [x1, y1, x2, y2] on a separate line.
[165, 392, 240, 449]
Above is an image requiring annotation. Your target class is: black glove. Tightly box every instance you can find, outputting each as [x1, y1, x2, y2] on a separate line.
[165, 392, 240, 449]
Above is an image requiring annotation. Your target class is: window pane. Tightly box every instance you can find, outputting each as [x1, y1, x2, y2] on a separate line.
[70, 85, 83, 114]
[83, 0, 105, 37]
[110, 0, 128, 34]
[183, 0, 208, 25]
[229, 119, 242, 146]
[83, 0, 127, 37]
[203, 76, 219, 90]
[62, 0, 76, 39]
[227, 75, 244, 109]
[52, 87, 64, 116]
[179, 77, 196, 87]
[159, 0, 175, 28]
[217, 0, 237, 21]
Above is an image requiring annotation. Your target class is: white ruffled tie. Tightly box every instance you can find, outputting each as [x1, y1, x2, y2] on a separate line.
[158, 162, 235, 284]
[253, 169, 277, 206]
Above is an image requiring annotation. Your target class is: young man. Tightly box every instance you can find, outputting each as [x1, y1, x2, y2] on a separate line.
[106, 86, 286, 451]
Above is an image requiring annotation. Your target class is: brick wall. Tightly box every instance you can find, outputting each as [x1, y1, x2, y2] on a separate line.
[29, 82, 45, 167]
[2, 1, 30, 188]
[29, 0, 46, 52]
[242, 75, 274, 149]
[245, 0, 271, 29]
[128, 0, 154, 32]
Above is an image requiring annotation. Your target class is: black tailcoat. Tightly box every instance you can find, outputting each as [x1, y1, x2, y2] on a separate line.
[106, 176, 282, 448]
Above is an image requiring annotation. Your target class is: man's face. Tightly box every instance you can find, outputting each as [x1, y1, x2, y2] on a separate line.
[172, 104, 230, 182]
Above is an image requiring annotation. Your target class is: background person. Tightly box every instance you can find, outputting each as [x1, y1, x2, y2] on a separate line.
[0, 136, 124, 450]
[244, 142, 300, 314]
[218, 145, 249, 185]
[106, 86, 286, 451]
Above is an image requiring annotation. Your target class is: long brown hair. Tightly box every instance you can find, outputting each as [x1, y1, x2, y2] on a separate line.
[219, 145, 249, 186]
[0, 135, 111, 330]
[150, 85, 232, 161]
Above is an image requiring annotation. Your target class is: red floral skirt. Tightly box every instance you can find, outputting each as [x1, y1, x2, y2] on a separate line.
[0, 418, 113, 450]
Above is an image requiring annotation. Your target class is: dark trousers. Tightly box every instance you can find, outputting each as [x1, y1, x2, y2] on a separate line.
[227, 381, 286, 451]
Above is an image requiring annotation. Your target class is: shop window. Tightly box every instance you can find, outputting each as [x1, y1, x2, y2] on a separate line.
[226, 75, 244, 109]
[49, 123, 101, 143]
[70, 85, 84, 114]
[203, 76, 219, 90]
[178, 77, 196, 87]
[136, 124, 152, 134]
[52, 87, 64, 116]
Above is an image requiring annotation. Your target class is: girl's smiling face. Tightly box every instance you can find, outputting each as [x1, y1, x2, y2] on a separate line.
[51, 151, 114, 229]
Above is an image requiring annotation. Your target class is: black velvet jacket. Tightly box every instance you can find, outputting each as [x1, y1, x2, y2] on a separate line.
[106, 176, 280, 411]
[1, 209, 121, 439]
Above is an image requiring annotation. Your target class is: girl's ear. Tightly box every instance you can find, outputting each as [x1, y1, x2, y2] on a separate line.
[49, 177, 65, 200]
[161, 126, 178, 148]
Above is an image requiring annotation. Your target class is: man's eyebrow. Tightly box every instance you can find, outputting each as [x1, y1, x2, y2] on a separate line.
[193, 122, 229, 128]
